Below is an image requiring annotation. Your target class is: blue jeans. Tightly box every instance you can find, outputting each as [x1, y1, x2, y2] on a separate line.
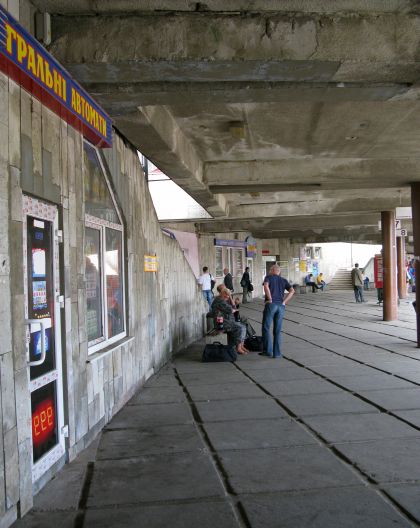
[262, 303, 286, 358]
[202, 289, 213, 307]
[354, 286, 364, 302]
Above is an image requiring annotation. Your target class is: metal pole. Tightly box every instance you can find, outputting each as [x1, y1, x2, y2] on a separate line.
[410, 183, 420, 347]
[396, 236, 407, 299]
[381, 210, 398, 321]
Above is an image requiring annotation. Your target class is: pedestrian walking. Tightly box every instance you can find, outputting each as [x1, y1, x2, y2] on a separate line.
[240, 266, 251, 303]
[197, 266, 214, 308]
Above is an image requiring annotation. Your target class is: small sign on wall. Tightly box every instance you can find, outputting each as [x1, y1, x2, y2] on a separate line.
[144, 255, 158, 272]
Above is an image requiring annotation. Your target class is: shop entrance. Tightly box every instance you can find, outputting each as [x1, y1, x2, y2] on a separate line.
[23, 196, 66, 483]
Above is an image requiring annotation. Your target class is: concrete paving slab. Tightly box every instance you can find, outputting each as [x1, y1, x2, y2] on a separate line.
[144, 373, 180, 388]
[240, 487, 412, 528]
[384, 484, 420, 522]
[332, 374, 417, 392]
[87, 452, 224, 507]
[278, 392, 377, 417]
[195, 397, 288, 422]
[310, 364, 378, 378]
[97, 424, 204, 459]
[358, 388, 420, 410]
[335, 438, 420, 483]
[174, 361, 236, 373]
[83, 501, 240, 528]
[203, 418, 317, 450]
[128, 385, 187, 405]
[106, 402, 193, 429]
[178, 370, 248, 386]
[245, 367, 319, 382]
[259, 378, 343, 396]
[219, 445, 361, 494]
[393, 409, 420, 428]
[187, 382, 266, 402]
[11, 512, 78, 528]
[304, 413, 420, 443]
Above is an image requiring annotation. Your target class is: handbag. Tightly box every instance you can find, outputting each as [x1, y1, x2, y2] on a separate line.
[202, 342, 237, 362]
[248, 283, 254, 292]
[244, 335, 264, 352]
[240, 278, 247, 287]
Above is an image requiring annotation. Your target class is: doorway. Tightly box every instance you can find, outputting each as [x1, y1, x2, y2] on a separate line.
[23, 196, 66, 483]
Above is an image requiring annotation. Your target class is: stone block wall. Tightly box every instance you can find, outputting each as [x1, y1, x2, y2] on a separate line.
[0, 3, 206, 523]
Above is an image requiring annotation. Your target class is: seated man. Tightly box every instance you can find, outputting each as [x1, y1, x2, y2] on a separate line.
[211, 288, 249, 355]
[305, 273, 321, 293]
[316, 273, 326, 291]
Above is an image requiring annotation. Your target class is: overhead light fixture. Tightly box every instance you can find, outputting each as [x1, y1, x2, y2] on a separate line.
[229, 121, 246, 139]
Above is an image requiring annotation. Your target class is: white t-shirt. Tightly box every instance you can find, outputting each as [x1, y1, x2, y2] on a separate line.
[198, 272, 212, 291]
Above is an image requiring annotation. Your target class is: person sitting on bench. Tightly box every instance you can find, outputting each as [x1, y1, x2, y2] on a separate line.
[210, 288, 249, 355]
[305, 273, 321, 293]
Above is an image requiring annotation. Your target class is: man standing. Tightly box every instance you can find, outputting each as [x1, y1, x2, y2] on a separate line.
[240, 266, 251, 303]
[223, 268, 234, 293]
[351, 263, 365, 303]
[261, 264, 295, 358]
[198, 266, 213, 308]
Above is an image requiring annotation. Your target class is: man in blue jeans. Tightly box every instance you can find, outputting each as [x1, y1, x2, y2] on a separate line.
[261, 264, 295, 358]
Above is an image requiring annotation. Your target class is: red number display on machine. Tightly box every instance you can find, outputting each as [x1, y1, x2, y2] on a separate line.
[31, 397, 55, 448]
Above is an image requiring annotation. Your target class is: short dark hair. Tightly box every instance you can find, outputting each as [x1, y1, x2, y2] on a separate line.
[203, 266, 208, 272]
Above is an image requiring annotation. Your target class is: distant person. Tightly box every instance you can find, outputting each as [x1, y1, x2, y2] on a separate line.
[223, 268, 234, 293]
[305, 273, 321, 293]
[363, 276, 370, 290]
[261, 264, 295, 358]
[197, 266, 213, 308]
[351, 263, 365, 303]
[316, 273, 326, 291]
[240, 266, 251, 303]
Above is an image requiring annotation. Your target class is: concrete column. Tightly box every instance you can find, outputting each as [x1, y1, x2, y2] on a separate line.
[396, 236, 407, 299]
[381, 210, 398, 321]
[410, 183, 420, 347]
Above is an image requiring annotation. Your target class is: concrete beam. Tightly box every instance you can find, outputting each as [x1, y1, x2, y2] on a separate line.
[194, 212, 381, 233]
[32, 1, 419, 16]
[49, 13, 420, 86]
[115, 107, 227, 217]
[205, 159, 420, 190]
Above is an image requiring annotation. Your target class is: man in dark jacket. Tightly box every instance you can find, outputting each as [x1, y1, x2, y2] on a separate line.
[223, 268, 234, 292]
[241, 267, 251, 303]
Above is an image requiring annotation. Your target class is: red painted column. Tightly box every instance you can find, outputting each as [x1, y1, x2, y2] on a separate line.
[381, 210, 398, 321]
[410, 183, 420, 347]
[397, 236, 407, 299]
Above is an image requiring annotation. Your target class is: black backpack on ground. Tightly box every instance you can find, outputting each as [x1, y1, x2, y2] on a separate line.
[202, 342, 237, 362]
[244, 335, 264, 352]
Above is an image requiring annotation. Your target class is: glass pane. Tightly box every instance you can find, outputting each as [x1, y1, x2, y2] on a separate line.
[85, 228, 103, 342]
[31, 382, 58, 463]
[83, 142, 120, 224]
[27, 216, 56, 380]
[106, 229, 124, 337]
[215, 247, 223, 277]
[233, 249, 244, 277]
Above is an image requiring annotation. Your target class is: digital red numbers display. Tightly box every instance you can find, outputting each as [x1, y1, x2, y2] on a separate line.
[31, 397, 55, 448]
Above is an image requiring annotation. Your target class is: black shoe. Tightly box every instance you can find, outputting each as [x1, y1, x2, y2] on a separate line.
[258, 352, 273, 357]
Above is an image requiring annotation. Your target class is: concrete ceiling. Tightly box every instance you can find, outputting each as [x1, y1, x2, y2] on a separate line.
[31, 0, 420, 241]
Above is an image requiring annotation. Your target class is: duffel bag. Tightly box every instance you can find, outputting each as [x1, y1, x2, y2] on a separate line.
[202, 341, 237, 362]
[244, 335, 264, 352]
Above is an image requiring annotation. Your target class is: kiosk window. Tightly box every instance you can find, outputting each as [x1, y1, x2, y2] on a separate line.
[84, 141, 126, 352]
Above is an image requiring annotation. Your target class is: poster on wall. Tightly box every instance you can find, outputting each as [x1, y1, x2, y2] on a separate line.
[299, 260, 307, 272]
[144, 255, 158, 272]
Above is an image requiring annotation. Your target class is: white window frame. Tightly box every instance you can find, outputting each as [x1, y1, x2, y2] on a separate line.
[84, 141, 127, 354]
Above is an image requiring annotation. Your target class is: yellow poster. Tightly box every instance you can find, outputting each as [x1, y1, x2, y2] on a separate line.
[299, 260, 307, 272]
[144, 255, 158, 272]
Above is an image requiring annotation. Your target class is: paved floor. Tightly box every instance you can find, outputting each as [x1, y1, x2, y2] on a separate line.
[14, 289, 420, 527]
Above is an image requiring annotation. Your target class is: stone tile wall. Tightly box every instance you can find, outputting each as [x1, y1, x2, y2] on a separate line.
[0, 3, 206, 524]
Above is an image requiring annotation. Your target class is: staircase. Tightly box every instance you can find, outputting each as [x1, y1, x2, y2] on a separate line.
[328, 268, 353, 290]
